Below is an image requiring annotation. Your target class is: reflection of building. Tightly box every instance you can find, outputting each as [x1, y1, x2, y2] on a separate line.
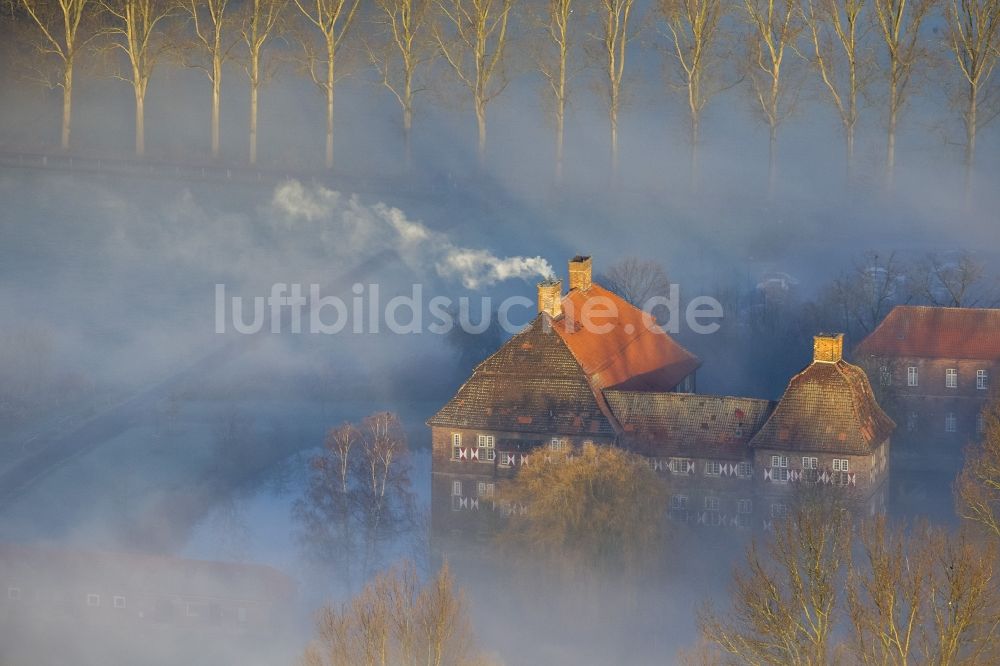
[0, 543, 296, 630]
[429, 256, 894, 538]
[855, 306, 1000, 449]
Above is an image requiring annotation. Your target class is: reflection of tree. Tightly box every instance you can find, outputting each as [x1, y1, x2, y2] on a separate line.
[295, 411, 416, 585]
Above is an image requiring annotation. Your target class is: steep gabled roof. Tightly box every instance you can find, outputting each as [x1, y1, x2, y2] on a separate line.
[553, 284, 701, 392]
[855, 305, 1000, 361]
[750, 359, 895, 455]
[605, 390, 774, 460]
[427, 315, 616, 436]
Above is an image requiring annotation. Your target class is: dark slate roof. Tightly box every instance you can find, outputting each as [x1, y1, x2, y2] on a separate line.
[749, 359, 895, 455]
[605, 391, 775, 460]
[855, 306, 1000, 361]
[427, 315, 616, 436]
[554, 285, 701, 391]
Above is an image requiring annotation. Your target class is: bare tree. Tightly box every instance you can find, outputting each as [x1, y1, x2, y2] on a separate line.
[181, 0, 238, 159]
[593, 0, 637, 176]
[367, 0, 433, 165]
[910, 251, 999, 307]
[98, 0, 175, 156]
[743, 0, 804, 197]
[801, 0, 871, 180]
[360, 411, 409, 529]
[871, 0, 937, 188]
[601, 256, 672, 309]
[292, 0, 362, 169]
[698, 496, 852, 665]
[239, 0, 286, 166]
[822, 250, 910, 338]
[958, 398, 1000, 540]
[305, 561, 491, 666]
[326, 422, 360, 494]
[532, 0, 583, 182]
[17, 0, 97, 149]
[944, 0, 1000, 198]
[658, 0, 728, 186]
[432, 0, 514, 164]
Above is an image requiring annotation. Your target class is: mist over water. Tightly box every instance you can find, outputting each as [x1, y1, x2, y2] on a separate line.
[0, 4, 998, 662]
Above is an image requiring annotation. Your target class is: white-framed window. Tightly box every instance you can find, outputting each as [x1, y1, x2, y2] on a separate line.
[86, 594, 100, 608]
[771, 455, 789, 468]
[774, 468, 790, 482]
[978, 370, 989, 390]
[832, 459, 849, 472]
[946, 368, 958, 388]
[802, 457, 818, 470]
[770, 503, 788, 518]
[669, 458, 694, 475]
[907, 411, 918, 432]
[113, 596, 126, 609]
[477, 482, 495, 499]
[946, 413, 957, 433]
[737, 499, 752, 514]
[908, 366, 918, 387]
[477, 434, 496, 461]
[705, 460, 722, 476]
[499, 451, 515, 467]
[549, 438, 567, 452]
[451, 433, 461, 460]
[7, 587, 20, 601]
[705, 496, 720, 511]
[670, 494, 689, 510]
[978, 413, 987, 434]
[451, 480, 462, 497]
[879, 366, 891, 386]
[737, 462, 753, 478]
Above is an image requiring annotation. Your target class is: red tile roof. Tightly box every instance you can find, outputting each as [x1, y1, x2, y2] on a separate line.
[750, 359, 895, 455]
[855, 306, 1000, 361]
[553, 285, 701, 392]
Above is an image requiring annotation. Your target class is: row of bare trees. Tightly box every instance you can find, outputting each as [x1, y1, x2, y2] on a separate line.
[5, 0, 1000, 188]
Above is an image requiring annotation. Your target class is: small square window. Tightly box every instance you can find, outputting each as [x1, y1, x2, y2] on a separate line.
[737, 499, 752, 514]
[832, 459, 849, 472]
[113, 596, 126, 609]
[86, 594, 100, 607]
[670, 494, 688, 510]
[771, 503, 787, 518]
[802, 457, 817, 470]
[705, 461, 722, 476]
[549, 438, 566, 452]
[705, 496, 720, 511]
[737, 462, 753, 478]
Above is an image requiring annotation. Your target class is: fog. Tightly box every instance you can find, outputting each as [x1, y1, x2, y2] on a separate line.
[1, 1, 998, 662]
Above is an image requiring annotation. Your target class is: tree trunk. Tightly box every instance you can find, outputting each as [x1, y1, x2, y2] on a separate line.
[212, 55, 222, 159]
[326, 57, 335, 170]
[886, 81, 897, 190]
[690, 114, 700, 192]
[555, 104, 565, 184]
[965, 83, 977, 203]
[61, 64, 73, 151]
[846, 121, 855, 185]
[610, 103, 619, 179]
[135, 88, 146, 157]
[475, 98, 486, 165]
[768, 123, 777, 200]
[403, 105, 412, 169]
[250, 79, 259, 166]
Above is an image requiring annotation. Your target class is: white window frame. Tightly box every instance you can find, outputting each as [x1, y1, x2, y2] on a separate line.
[499, 451, 515, 467]
[737, 462, 753, 478]
[477, 482, 495, 498]
[705, 496, 721, 511]
[86, 594, 100, 608]
[771, 455, 789, 468]
[113, 596, 126, 609]
[832, 459, 849, 472]
[802, 457, 818, 470]
[946, 413, 957, 433]
[549, 438, 567, 452]
[451, 433, 462, 460]
[946, 368, 958, 389]
[907, 366, 918, 387]
[477, 434, 496, 461]
[705, 460, 722, 476]
[978, 370, 988, 390]
[670, 494, 689, 510]
[879, 366, 891, 386]
[451, 480, 462, 497]
[737, 499, 752, 514]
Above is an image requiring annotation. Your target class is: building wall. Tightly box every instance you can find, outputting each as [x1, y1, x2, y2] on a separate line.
[752, 439, 889, 494]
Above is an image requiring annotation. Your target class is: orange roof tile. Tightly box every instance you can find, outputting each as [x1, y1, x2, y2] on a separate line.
[855, 306, 1000, 361]
[553, 285, 701, 392]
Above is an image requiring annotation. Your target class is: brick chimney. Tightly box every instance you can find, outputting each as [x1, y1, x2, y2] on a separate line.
[538, 279, 563, 318]
[568, 255, 592, 292]
[813, 333, 844, 363]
